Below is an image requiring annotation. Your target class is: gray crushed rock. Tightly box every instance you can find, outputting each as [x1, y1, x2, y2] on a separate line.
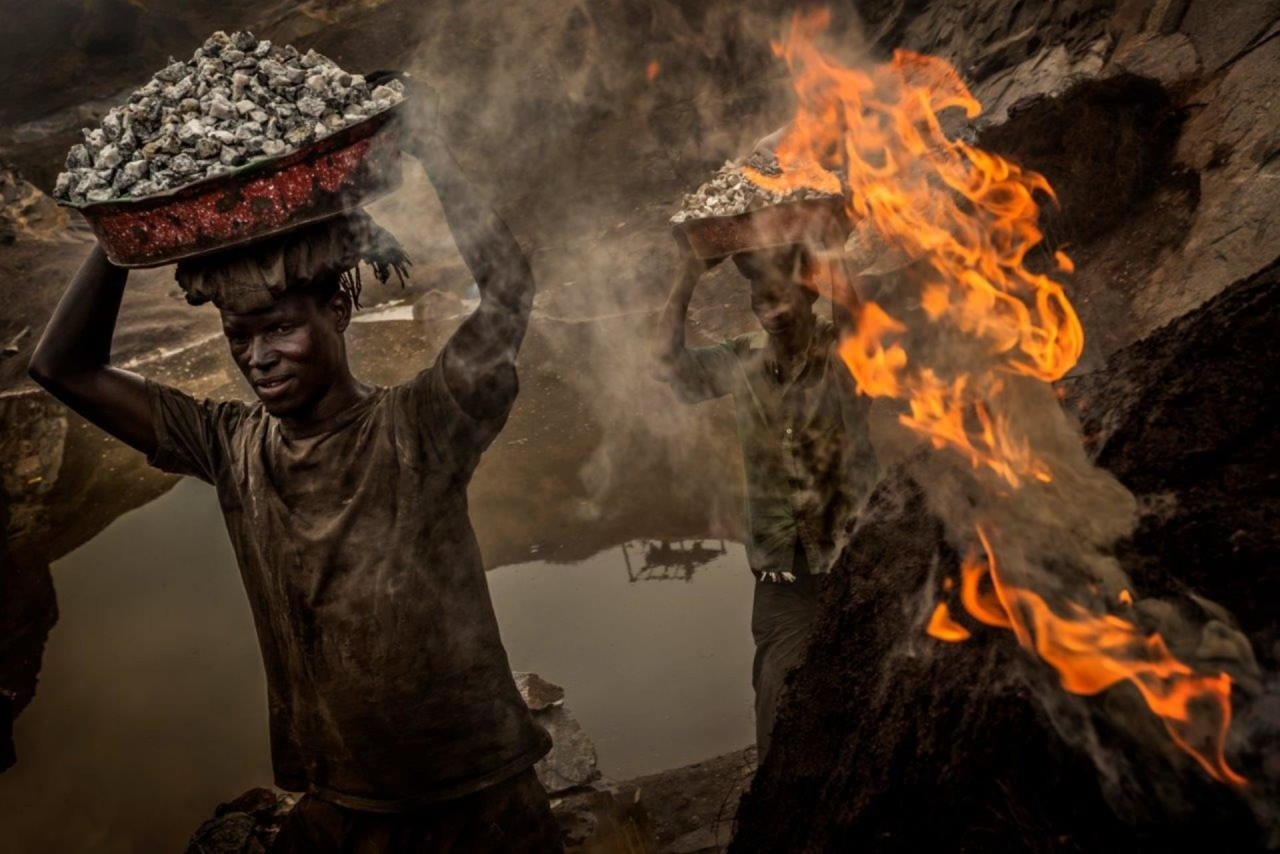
[670, 149, 842, 225]
[54, 30, 405, 206]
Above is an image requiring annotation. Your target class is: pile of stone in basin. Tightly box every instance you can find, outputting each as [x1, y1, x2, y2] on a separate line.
[670, 150, 842, 224]
[54, 30, 405, 206]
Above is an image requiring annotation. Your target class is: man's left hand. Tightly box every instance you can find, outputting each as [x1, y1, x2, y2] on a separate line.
[366, 70, 442, 155]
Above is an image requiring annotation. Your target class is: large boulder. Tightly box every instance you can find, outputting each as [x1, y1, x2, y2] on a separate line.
[0, 161, 70, 245]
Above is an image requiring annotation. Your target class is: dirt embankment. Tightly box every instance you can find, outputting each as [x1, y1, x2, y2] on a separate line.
[735, 265, 1280, 852]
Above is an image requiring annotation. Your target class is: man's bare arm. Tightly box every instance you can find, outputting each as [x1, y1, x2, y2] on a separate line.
[653, 253, 701, 376]
[27, 245, 158, 456]
[409, 132, 534, 421]
[651, 247, 725, 400]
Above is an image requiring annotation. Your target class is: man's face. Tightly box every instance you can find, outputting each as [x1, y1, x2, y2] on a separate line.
[734, 247, 815, 340]
[219, 291, 350, 417]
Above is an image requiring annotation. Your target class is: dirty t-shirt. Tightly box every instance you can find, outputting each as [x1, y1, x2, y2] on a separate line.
[667, 317, 879, 576]
[144, 363, 550, 811]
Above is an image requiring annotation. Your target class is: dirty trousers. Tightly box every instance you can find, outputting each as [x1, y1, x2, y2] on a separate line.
[751, 573, 824, 760]
[271, 768, 563, 853]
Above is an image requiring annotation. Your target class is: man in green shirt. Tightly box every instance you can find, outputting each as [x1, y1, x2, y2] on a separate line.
[653, 243, 878, 757]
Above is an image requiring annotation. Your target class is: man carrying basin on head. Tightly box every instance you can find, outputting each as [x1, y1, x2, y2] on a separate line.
[29, 82, 561, 852]
[653, 218, 880, 759]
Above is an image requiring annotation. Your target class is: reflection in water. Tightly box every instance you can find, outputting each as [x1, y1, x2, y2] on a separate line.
[490, 543, 754, 780]
[0, 484, 755, 852]
[0, 478, 269, 854]
[621, 539, 729, 583]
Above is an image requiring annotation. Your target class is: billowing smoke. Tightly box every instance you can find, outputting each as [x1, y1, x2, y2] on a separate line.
[374, 2, 850, 545]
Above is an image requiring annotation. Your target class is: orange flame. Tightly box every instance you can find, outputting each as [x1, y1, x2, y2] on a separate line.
[743, 10, 1083, 489]
[939, 527, 1245, 786]
[755, 9, 1242, 785]
[646, 59, 661, 82]
[927, 601, 971, 642]
[836, 302, 907, 396]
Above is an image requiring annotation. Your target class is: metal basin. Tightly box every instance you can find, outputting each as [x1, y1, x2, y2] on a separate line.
[673, 197, 848, 260]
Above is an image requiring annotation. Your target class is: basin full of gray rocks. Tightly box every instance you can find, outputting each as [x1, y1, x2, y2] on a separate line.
[54, 30, 406, 207]
[669, 150, 843, 226]
[670, 151, 847, 259]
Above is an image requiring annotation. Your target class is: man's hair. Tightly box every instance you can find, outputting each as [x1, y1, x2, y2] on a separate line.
[175, 211, 410, 314]
[735, 244, 813, 280]
[748, 274, 821, 305]
[303, 269, 365, 310]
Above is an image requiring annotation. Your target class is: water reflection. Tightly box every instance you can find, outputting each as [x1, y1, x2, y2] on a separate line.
[490, 542, 754, 780]
[0, 478, 268, 854]
[621, 539, 729, 583]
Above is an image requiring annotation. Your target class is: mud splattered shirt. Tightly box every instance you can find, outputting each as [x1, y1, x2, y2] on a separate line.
[145, 362, 549, 811]
[667, 317, 879, 576]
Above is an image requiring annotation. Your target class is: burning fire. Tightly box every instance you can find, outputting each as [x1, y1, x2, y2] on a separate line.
[748, 9, 1244, 785]
[935, 527, 1244, 786]
[745, 10, 1081, 488]
[926, 601, 971, 643]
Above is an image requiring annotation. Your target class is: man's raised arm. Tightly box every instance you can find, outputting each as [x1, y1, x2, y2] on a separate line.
[651, 249, 729, 403]
[27, 245, 158, 456]
[409, 130, 534, 422]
